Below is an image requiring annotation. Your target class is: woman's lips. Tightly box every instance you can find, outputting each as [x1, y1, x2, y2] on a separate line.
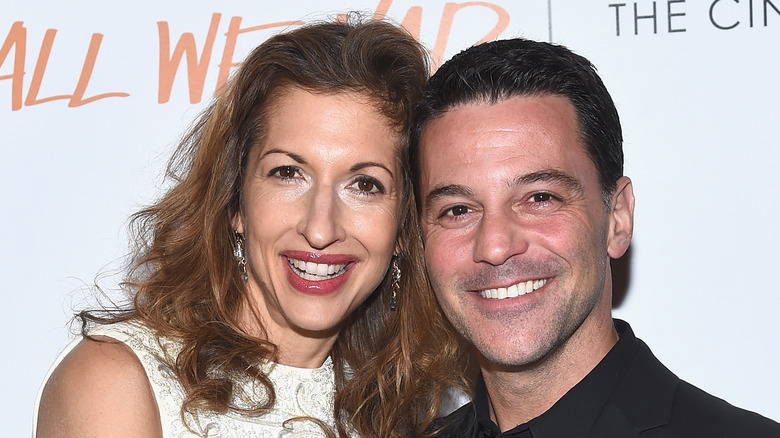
[283, 252, 355, 295]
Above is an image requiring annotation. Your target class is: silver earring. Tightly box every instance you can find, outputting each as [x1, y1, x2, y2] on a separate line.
[234, 232, 248, 283]
[390, 257, 401, 311]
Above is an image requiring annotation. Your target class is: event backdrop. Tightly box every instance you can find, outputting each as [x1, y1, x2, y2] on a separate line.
[3, 1, 778, 435]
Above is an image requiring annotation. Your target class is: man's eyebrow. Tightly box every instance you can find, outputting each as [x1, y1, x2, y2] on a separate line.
[423, 170, 584, 212]
[424, 185, 475, 212]
[514, 170, 584, 195]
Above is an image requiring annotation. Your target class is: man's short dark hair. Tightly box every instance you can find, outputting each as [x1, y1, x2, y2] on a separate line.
[410, 38, 623, 205]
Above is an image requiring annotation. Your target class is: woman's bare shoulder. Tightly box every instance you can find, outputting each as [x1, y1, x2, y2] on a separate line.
[36, 336, 163, 438]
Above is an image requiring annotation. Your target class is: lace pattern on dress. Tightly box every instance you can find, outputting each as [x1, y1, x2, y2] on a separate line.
[91, 321, 352, 437]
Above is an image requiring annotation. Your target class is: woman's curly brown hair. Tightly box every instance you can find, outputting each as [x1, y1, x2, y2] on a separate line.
[80, 14, 468, 438]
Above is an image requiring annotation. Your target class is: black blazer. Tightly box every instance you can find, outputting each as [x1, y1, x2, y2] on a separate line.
[588, 336, 779, 437]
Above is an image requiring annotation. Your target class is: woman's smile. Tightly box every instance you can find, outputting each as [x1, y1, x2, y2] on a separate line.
[284, 252, 355, 295]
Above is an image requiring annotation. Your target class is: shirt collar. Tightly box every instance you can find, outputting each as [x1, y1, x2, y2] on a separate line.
[471, 319, 640, 437]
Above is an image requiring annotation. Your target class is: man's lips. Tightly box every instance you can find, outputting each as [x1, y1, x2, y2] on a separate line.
[475, 278, 549, 300]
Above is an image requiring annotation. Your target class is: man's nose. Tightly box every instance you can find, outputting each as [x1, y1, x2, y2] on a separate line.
[472, 209, 529, 266]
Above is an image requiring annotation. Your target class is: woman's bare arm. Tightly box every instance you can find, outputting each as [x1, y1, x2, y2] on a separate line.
[36, 337, 163, 438]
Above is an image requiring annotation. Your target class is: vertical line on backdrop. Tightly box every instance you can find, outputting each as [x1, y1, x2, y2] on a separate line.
[548, 0, 553, 42]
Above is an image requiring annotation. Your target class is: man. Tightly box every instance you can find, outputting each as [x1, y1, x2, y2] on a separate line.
[410, 38, 780, 437]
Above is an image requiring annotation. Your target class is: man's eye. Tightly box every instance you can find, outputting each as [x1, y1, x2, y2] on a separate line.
[427, 203, 474, 229]
[447, 205, 470, 216]
[523, 192, 563, 214]
[530, 192, 554, 203]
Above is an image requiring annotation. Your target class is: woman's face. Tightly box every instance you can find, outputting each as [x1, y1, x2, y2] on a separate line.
[235, 87, 402, 362]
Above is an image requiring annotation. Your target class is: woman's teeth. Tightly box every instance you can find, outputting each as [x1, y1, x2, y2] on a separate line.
[288, 258, 348, 281]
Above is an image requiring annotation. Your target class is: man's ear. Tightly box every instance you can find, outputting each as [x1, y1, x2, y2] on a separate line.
[607, 176, 635, 259]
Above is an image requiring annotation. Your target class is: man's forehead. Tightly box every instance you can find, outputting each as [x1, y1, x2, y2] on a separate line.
[420, 96, 580, 157]
[417, 95, 597, 198]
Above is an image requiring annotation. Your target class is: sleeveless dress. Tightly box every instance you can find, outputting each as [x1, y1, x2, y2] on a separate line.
[33, 321, 351, 437]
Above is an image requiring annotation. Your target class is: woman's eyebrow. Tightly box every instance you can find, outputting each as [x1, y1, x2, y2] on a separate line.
[350, 161, 394, 178]
[259, 148, 307, 164]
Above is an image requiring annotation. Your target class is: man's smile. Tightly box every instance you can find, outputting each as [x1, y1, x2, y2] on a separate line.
[477, 278, 548, 299]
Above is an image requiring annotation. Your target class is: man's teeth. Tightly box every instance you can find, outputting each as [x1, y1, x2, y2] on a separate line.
[478, 279, 548, 299]
[289, 258, 347, 281]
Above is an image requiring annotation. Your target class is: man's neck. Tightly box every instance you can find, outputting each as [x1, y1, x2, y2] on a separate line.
[480, 315, 618, 432]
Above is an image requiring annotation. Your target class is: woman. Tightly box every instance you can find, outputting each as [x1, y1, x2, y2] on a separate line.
[35, 16, 466, 438]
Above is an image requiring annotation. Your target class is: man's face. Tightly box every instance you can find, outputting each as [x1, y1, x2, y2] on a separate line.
[418, 95, 632, 368]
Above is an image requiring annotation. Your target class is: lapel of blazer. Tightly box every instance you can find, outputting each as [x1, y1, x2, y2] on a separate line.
[589, 338, 680, 437]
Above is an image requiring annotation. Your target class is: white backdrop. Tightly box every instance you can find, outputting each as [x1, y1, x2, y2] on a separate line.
[3, 1, 778, 435]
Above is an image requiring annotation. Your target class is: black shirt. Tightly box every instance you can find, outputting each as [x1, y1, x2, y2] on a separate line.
[441, 319, 638, 438]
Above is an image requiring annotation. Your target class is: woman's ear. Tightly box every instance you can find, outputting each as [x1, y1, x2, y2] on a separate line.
[393, 225, 407, 257]
[607, 176, 635, 259]
[232, 212, 245, 234]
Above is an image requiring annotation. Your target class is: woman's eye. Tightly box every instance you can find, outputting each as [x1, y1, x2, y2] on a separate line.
[351, 177, 384, 194]
[270, 166, 300, 179]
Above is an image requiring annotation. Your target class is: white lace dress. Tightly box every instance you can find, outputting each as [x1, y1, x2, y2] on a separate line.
[33, 321, 352, 437]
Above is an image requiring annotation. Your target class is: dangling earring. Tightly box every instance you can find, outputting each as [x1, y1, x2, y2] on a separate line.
[234, 232, 248, 283]
[390, 257, 401, 311]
